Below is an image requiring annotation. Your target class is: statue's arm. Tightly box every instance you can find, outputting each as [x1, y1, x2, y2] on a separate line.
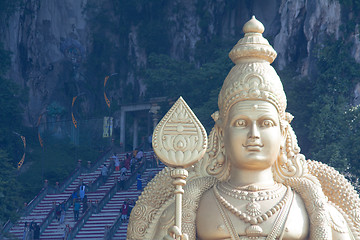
[327, 203, 356, 240]
[152, 202, 175, 239]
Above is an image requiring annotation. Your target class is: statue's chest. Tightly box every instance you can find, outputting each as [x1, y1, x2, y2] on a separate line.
[196, 188, 309, 240]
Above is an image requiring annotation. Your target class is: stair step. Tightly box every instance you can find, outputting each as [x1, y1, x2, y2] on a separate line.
[8, 151, 163, 240]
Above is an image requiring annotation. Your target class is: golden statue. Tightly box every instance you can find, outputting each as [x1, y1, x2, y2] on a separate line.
[127, 16, 360, 240]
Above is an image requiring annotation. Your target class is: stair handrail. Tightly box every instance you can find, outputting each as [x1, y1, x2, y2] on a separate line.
[58, 147, 112, 193]
[124, 159, 147, 190]
[67, 185, 117, 239]
[106, 213, 123, 240]
[104, 161, 148, 239]
[1, 220, 13, 237]
[1, 186, 48, 234]
[86, 154, 115, 193]
[96, 185, 117, 214]
[39, 193, 73, 235]
[67, 201, 94, 240]
[68, 159, 147, 239]
[57, 167, 82, 193]
[86, 147, 113, 173]
[1, 148, 112, 236]
[107, 153, 160, 239]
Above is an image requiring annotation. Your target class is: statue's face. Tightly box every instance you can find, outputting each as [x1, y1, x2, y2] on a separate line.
[223, 100, 283, 171]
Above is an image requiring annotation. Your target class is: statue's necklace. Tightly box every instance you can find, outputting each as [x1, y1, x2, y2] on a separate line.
[214, 184, 291, 237]
[217, 182, 286, 219]
[218, 182, 286, 201]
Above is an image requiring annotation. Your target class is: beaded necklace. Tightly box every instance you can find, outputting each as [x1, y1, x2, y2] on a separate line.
[218, 181, 286, 201]
[213, 184, 291, 237]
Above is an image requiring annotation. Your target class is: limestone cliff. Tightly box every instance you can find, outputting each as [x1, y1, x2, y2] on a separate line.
[0, 0, 358, 125]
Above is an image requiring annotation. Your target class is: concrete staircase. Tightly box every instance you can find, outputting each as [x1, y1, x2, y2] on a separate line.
[6, 151, 162, 240]
[7, 151, 115, 239]
[7, 170, 102, 239]
[75, 166, 162, 239]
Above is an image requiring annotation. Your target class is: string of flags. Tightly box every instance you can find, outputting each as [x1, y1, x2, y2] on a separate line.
[16, 73, 119, 169]
[104, 76, 111, 108]
[17, 135, 26, 170]
[72, 96, 78, 128]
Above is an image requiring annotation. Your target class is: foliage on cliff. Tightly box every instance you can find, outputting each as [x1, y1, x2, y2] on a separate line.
[0, 43, 24, 223]
[144, 37, 360, 189]
[279, 39, 360, 189]
[308, 40, 360, 178]
[143, 46, 233, 130]
[2, 0, 360, 226]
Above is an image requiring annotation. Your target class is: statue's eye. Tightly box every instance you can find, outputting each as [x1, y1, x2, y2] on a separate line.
[234, 119, 246, 127]
[262, 119, 275, 127]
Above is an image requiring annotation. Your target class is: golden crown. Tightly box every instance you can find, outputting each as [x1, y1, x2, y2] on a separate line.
[217, 16, 288, 123]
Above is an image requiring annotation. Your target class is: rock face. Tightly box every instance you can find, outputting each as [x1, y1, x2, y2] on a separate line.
[0, 0, 356, 125]
[1, 0, 89, 125]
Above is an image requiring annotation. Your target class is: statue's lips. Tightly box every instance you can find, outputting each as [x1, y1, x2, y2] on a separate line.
[242, 143, 264, 151]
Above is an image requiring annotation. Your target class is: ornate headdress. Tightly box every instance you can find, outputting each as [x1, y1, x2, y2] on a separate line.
[216, 16, 289, 124]
[128, 17, 360, 240]
[205, 16, 305, 182]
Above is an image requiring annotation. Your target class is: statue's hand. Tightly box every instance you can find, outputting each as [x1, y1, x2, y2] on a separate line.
[163, 226, 189, 240]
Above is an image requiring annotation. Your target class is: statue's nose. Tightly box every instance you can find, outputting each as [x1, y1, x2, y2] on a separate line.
[248, 122, 260, 140]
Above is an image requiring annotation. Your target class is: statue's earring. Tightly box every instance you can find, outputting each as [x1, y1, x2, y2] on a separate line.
[217, 129, 225, 167]
[285, 131, 294, 159]
[278, 145, 287, 165]
[217, 146, 225, 167]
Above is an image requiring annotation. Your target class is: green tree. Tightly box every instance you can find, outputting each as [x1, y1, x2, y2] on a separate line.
[0, 151, 22, 223]
[0, 43, 22, 159]
[143, 48, 233, 130]
[307, 40, 360, 180]
[0, 39, 23, 223]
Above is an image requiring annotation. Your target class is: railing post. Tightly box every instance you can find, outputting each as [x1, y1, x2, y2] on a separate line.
[77, 159, 82, 168]
[55, 182, 60, 193]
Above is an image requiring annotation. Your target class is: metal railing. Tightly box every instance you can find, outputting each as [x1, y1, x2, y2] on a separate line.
[39, 192, 73, 234]
[106, 214, 123, 240]
[67, 202, 94, 240]
[68, 161, 146, 239]
[1, 148, 112, 235]
[1, 187, 49, 234]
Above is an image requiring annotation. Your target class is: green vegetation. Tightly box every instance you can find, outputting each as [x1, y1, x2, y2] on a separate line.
[280, 39, 360, 189]
[143, 47, 233, 130]
[308, 41, 360, 176]
[0, 150, 22, 222]
[144, 37, 360, 190]
[2, 0, 360, 227]
[0, 42, 24, 223]
[0, 0, 21, 19]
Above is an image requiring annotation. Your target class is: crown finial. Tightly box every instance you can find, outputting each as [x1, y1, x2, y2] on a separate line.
[228, 16, 276, 64]
[243, 15, 264, 34]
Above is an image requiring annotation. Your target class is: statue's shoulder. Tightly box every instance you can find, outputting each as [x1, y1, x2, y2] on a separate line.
[127, 167, 175, 240]
[127, 168, 216, 240]
[306, 160, 360, 239]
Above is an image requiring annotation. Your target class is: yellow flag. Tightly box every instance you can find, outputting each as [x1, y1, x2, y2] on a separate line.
[72, 96, 78, 107]
[72, 112, 77, 128]
[21, 136, 26, 148]
[104, 92, 110, 108]
[104, 76, 111, 108]
[38, 132, 44, 148]
[18, 153, 25, 170]
[104, 76, 109, 87]
[37, 114, 42, 127]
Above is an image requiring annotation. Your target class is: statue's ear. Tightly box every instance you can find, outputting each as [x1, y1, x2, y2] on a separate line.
[200, 124, 230, 181]
[280, 112, 293, 147]
[273, 119, 307, 183]
[212, 110, 223, 128]
[280, 120, 287, 147]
